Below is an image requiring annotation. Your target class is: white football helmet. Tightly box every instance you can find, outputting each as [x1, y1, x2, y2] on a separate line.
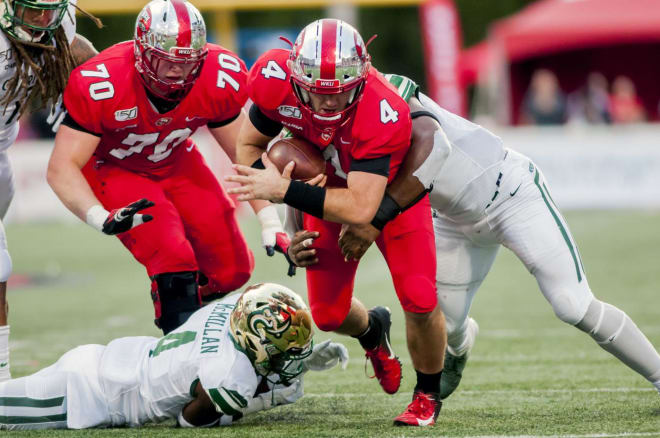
[230, 283, 313, 381]
[288, 19, 371, 129]
[134, 0, 207, 101]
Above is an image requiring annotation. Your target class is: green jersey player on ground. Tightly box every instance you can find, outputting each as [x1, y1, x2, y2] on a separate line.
[0, 283, 348, 429]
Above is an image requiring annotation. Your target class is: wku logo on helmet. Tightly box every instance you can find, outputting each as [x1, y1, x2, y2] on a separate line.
[317, 79, 339, 87]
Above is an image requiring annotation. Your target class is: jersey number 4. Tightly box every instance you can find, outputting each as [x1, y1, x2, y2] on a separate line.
[149, 331, 197, 358]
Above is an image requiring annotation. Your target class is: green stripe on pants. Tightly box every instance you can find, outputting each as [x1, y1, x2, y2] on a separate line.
[533, 170, 582, 282]
[0, 396, 64, 408]
[0, 413, 66, 424]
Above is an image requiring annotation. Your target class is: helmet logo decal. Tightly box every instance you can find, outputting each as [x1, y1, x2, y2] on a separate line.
[248, 306, 292, 340]
[136, 10, 151, 38]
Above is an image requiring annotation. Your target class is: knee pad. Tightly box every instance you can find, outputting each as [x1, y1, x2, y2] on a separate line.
[152, 271, 200, 334]
[547, 288, 592, 325]
[0, 249, 11, 283]
[575, 299, 625, 343]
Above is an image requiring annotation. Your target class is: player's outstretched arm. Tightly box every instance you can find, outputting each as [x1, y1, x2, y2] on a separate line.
[47, 125, 153, 235]
[47, 125, 104, 221]
[228, 153, 386, 226]
[338, 97, 445, 261]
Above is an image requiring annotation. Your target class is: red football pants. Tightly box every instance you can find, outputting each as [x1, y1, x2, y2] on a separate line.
[82, 148, 254, 294]
[304, 196, 437, 332]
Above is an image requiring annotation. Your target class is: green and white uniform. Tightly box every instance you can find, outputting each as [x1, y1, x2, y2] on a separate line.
[0, 294, 290, 429]
[384, 74, 660, 392]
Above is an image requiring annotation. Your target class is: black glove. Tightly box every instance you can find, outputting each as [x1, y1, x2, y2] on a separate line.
[102, 198, 154, 235]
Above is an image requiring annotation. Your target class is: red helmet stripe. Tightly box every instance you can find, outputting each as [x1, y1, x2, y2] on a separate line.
[171, 0, 191, 48]
[320, 19, 337, 80]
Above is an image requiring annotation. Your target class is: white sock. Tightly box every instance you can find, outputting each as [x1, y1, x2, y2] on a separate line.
[0, 325, 10, 381]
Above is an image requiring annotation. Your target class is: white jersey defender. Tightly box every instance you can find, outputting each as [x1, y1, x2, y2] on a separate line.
[0, 290, 322, 429]
[383, 74, 660, 398]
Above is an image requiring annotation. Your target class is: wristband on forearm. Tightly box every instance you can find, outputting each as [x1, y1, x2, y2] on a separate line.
[86, 204, 109, 232]
[283, 180, 326, 219]
[370, 192, 402, 231]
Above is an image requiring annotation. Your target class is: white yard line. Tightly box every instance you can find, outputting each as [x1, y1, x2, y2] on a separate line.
[306, 387, 655, 398]
[450, 434, 660, 438]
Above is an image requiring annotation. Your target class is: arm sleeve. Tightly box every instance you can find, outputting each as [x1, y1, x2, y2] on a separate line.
[60, 108, 101, 136]
[249, 103, 283, 137]
[207, 112, 240, 129]
[349, 155, 391, 177]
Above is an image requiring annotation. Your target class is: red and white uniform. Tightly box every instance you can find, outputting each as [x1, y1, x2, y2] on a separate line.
[63, 41, 254, 294]
[249, 49, 437, 328]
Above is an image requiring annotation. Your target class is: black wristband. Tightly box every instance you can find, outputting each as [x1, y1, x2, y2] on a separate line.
[283, 180, 326, 219]
[251, 157, 265, 169]
[371, 192, 402, 231]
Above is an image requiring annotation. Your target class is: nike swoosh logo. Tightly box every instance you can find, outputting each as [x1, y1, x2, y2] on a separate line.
[417, 417, 434, 426]
[384, 333, 395, 360]
[510, 183, 522, 197]
[186, 145, 194, 152]
[339, 137, 350, 144]
[185, 116, 201, 122]
[0, 362, 8, 367]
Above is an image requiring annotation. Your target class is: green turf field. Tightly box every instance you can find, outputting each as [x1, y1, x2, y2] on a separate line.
[6, 210, 660, 437]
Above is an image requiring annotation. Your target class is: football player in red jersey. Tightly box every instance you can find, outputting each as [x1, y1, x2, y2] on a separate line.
[226, 19, 447, 426]
[46, 0, 289, 335]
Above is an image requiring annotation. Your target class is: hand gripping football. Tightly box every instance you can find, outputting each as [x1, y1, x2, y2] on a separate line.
[267, 137, 326, 181]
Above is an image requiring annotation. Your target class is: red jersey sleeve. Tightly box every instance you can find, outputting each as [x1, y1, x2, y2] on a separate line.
[63, 61, 108, 134]
[350, 70, 412, 161]
[247, 49, 292, 111]
[204, 45, 249, 124]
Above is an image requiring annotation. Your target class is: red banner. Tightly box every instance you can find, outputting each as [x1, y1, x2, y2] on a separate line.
[419, 0, 465, 116]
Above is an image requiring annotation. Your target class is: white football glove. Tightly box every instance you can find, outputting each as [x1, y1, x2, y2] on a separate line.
[243, 379, 304, 414]
[302, 339, 349, 372]
[46, 94, 66, 133]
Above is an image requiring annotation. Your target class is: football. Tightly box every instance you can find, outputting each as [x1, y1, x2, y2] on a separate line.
[267, 137, 326, 181]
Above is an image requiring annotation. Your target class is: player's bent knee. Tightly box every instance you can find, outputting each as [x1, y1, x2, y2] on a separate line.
[310, 305, 344, 332]
[207, 269, 251, 295]
[547, 288, 593, 325]
[153, 271, 200, 334]
[396, 275, 437, 314]
[0, 249, 11, 283]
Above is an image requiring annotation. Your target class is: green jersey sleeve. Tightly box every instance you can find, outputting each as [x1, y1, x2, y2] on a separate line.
[384, 74, 420, 103]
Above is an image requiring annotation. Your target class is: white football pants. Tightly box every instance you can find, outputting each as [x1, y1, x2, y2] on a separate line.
[435, 149, 595, 353]
[0, 344, 109, 430]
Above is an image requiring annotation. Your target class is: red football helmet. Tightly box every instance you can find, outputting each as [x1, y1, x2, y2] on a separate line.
[288, 19, 371, 129]
[134, 0, 208, 102]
